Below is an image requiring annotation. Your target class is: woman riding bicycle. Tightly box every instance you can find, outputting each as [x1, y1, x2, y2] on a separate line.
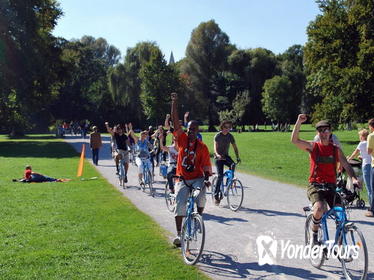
[128, 124, 154, 185]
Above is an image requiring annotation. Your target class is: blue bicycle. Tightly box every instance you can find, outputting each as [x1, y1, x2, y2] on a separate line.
[139, 157, 154, 197]
[174, 176, 206, 265]
[304, 184, 368, 280]
[211, 162, 244, 211]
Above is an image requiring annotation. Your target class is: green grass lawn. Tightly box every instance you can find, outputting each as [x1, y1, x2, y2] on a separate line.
[0, 135, 207, 280]
[200, 125, 369, 201]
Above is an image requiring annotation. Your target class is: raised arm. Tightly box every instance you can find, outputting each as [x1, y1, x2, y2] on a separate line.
[105, 122, 115, 136]
[184, 111, 189, 128]
[128, 123, 139, 144]
[164, 114, 171, 130]
[159, 133, 169, 152]
[171, 93, 182, 135]
[291, 114, 313, 152]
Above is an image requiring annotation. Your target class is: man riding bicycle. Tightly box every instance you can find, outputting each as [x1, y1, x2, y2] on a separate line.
[170, 92, 212, 247]
[105, 122, 130, 182]
[213, 120, 240, 205]
[291, 114, 360, 245]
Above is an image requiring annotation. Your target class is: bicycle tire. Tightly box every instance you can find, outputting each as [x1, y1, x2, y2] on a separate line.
[305, 213, 326, 268]
[226, 179, 244, 211]
[211, 176, 217, 203]
[146, 170, 154, 197]
[181, 213, 205, 265]
[164, 181, 175, 212]
[340, 225, 368, 280]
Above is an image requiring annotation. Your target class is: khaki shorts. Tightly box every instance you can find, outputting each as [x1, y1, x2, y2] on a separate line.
[117, 149, 129, 163]
[175, 177, 206, 216]
[307, 183, 341, 208]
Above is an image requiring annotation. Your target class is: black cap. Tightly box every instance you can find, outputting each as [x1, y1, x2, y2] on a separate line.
[315, 120, 331, 129]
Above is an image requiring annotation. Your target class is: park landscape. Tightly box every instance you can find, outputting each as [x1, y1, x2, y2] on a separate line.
[1, 0, 374, 279]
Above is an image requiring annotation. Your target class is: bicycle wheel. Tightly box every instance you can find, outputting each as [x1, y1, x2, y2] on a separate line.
[211, 176, 217, 202]
[164, 181, 175, 212]
[226, 179, 244, 211]
[146, 170, 154, 197]
[305, 213, 326, 268]
[181, 213, 205, 265]
[340, 225, 368, 280]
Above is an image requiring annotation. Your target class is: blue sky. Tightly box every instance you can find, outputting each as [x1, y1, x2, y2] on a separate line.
[53, 0, 321, 62]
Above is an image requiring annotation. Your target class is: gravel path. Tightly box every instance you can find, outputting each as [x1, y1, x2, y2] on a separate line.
[65, 135, 374, 280]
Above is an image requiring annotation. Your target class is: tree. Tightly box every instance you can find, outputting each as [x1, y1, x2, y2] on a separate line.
[0, 0, 63, 134]
[304, 0, 374, 126]
[108, 41, 159, 126]
[181, 20, 233, 130]
[262, 75, 294, 124]
[139, 48, 181, 124]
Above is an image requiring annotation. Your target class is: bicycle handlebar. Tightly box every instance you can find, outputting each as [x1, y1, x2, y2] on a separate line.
[172, 175, 209, 191]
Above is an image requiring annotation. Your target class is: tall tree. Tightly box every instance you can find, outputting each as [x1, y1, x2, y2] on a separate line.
[181, 20, 233, 130]
[108, 41, 159, 126]
[0, 0, 63, 134]
[139, 48, 181, 124]
[304, 0, 374, 126]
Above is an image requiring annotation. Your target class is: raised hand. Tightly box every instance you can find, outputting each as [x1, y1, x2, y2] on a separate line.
[297, 114, 307, 124]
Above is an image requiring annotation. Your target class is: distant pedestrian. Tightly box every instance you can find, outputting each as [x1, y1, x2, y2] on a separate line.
[90, 126, 102, 166]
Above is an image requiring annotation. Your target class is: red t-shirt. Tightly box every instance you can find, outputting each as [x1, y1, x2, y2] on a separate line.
[24, 169, 32, 180]
[309, 142, 339, 184]
[173, 131, 212, 180]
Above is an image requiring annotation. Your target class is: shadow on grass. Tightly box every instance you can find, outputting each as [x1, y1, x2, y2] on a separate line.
[0, 141, 78, 158]
[199, 250, 330, 279]
[341, 140, 359, 145]
[6, 135, 57, 140]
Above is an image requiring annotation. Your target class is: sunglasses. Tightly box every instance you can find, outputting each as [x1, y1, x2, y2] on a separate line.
[317, 127, 331, 133]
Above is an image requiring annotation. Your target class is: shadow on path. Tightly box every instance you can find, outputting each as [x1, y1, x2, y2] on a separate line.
[203, 213, 248, 225]
[239, 206, 305, 218]
[199, 250, 332, 280]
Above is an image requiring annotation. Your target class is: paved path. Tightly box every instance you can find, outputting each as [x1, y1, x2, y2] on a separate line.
[66, 136, 374, 280]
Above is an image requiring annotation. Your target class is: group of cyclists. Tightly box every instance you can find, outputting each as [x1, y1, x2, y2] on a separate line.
[104, 93, 241, 245]
[101, 92, 371, 276]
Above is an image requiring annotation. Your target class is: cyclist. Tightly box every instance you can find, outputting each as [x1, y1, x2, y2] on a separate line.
[128, 124, 153, 185]
[170, 92, 212, 246]
[159, 131, 178, 193]
[213, 120, 240, 205]
[291, 114, 360, 245]
[184, 111, 202, 141]
[105, 122, 130, 183]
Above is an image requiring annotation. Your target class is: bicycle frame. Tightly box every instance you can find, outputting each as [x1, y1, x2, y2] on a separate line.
[141, 157, 151, 184]
[220, 169, 234, 194]
[320, 206, 347, 247]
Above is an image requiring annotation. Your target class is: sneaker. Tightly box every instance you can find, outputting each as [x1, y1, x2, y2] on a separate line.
[365, 210, 374, 217]
[116, 171, 119, 175]
[124, 176, 128, 183]
[173, 235, 181, 247]
[311, 232, 319, 246]
[214, 199, 220, 206]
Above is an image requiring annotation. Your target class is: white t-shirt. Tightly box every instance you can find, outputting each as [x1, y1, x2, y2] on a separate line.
[313, 134, 341, 147]
[168, 146, 178, 165]
[357, 141, 371, 166]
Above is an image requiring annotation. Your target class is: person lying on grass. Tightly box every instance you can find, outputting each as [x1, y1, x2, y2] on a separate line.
[13, 165, 69, 183]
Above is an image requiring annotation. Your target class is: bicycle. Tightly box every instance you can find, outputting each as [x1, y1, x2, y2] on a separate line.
[304, 184, 368, 280]
[174, 176, 206, 265]
[139, 157, 154, 197]
[165, 170, 176, 212]
[211, 162, 244, 211]
[117, 149, 128, 188]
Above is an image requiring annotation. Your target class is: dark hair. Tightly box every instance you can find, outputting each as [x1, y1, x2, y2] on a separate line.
[220, 120, 233, 130]
[368, 118, 374, 128]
